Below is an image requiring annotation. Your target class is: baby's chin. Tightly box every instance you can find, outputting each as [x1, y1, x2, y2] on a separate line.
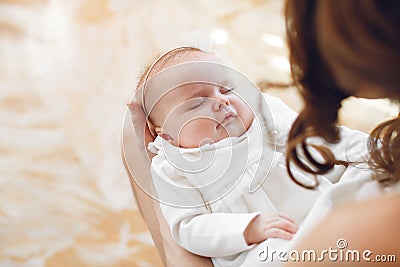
[178, 133, 235, 148]
[222, 120, 251, 138]
[200, 126, 246, 145]
[177, 120, 252, 148]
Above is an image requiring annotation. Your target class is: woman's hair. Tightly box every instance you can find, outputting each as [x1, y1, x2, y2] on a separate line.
[284, 0, 400, 187]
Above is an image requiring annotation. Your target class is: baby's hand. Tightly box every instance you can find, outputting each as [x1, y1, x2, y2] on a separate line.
[244, 213, 298, 245]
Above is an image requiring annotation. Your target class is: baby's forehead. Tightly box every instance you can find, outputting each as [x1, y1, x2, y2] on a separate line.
[146, 60, 230, 104]
[143, 52, 235, 115]
[142, 52, 221, 95]
[156, 82, 211, 105]
[159, 81, 232, 101]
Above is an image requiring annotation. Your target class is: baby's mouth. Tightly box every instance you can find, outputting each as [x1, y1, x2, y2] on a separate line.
[217, 112, 237, 128]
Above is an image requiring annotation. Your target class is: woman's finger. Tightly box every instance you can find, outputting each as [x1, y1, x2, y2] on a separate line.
[128, 101, 156, 158]
[128, 102, 154, 142]
[277, 213, 298, 225]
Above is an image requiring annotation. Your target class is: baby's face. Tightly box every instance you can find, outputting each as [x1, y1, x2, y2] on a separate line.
[151, 82, 254, 148]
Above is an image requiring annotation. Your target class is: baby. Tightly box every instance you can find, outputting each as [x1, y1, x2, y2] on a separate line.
[133, 47, 370, 266]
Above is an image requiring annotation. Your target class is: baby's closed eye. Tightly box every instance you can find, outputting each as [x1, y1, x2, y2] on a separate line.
[187, 97, 206, 111]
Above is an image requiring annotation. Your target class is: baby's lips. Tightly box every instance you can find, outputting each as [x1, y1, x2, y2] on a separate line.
[220, 111, 237, 124]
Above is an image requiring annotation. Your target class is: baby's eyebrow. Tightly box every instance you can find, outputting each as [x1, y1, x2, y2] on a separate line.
[183, 88, 205, 101]
[181, 83, 211, 101]
[181, 81, 233, 101]
[219, 80, 230, 86]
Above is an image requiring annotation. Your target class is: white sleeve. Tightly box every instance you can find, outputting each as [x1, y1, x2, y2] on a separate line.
[162, 204, 260, 257]
[326, 126, 371, 184]
[262, 92, 370, 184]
[151, 156, 260, 257]
[262, 93, 298, 134]
[262, 92, 370, 163]
[307, 125, 370, 184]
[331, 125, 370, 163]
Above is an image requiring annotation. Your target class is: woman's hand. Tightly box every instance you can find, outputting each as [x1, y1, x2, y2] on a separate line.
[128, 101, 156, 159]
[244, 213, 298, 245]
[126, 101, 214, 267]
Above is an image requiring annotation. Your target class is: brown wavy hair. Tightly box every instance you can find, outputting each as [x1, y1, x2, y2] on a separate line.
[284, 0, 400, 188]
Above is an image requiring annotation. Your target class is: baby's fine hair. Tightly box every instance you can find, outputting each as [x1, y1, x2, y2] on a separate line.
[136, 47, 209, 92]
[135, 47, 211, 130]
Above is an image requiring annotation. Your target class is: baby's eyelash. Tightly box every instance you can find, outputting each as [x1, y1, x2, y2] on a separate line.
[188, 99, 205, 110]
[221, 86, 234, 93]
[189, 103, 201, 110]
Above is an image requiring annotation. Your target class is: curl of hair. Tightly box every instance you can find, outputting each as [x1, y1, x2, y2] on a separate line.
[285, 0, 400, 188]
[368, 117, 400, 185]
[284, 0, 349, 189]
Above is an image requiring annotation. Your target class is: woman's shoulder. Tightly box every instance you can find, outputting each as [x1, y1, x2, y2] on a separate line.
[333, 191, 400, 227]
[335, 189, 400, 220]
[296, 192, 400, 265]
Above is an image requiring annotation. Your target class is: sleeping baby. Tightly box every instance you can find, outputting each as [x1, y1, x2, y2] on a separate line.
[132, 47, 370, 267]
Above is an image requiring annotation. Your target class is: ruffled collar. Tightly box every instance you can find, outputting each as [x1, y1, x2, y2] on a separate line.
[148, 119, 257, 155]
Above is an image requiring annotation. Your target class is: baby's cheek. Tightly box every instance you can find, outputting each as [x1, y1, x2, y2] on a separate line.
[239, 105, 254, 128]
[178, 119, 219, 147]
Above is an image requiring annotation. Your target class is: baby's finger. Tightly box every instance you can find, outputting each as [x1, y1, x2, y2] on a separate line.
[269, 218, 298, 234]
[276, 213, 298, 225]
[265, 228, 295, 240]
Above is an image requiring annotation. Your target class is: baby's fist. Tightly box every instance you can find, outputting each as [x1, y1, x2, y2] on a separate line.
[244, 213, 298, 245]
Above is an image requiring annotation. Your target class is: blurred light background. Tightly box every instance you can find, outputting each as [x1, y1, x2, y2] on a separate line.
[0, 0, 397, 266]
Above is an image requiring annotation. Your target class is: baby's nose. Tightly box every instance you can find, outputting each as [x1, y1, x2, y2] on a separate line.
[222, 98, 230, 105]
[213, 96, 230, 110]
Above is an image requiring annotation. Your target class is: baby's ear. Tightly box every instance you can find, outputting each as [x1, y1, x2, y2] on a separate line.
[155, 126, 162, 137]
[155, 126, 173, 141]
